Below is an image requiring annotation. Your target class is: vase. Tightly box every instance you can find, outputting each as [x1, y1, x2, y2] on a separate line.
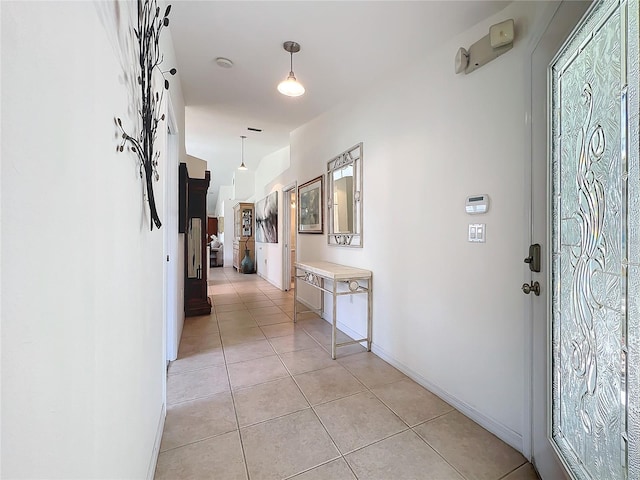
[240, 248, 254, 274]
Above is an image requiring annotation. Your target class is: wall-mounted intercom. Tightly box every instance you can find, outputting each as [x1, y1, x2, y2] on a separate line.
[465, 194, 490, 214]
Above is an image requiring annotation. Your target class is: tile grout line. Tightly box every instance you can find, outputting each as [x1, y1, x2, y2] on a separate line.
[275, 337, 417, 480]
[364, 379, 455, 430]
[165, 388, 228, 408]
[220, 274, 306, 477]
[167, 361, 225, 377]
[278, 347, 350, 479]
[187, 270, 515, 480]
[306, 367, 411, 457]
[273, 318, 462, 479]
[496, 461, 529, 480]
[226, 274, 258, 480]
[280, 458, 344, 480]
[161, 270, 239, 468]
[158, 426, 238, 455]
[237, 405, 312, 430]
[406, 420, 470, 480]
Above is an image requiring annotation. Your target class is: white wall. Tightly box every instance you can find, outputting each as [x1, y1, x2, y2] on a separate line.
[214, 185, 232, 250]
[254, 147, 291, 288]
[215, 186, 233, 218]
[160, 9, 188, 368]
[217, 189, 236, 266]
[186, 154, 207, 180]
[232, 168, 255, 201]
[253, 1, 549, 452]
[1, 2, 185, 477]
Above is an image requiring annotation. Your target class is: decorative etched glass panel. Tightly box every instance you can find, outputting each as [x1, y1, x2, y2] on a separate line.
[551, 0, 639, 478]
[626, 0, 640, 474]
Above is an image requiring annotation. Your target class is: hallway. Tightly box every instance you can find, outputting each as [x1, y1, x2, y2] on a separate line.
[155, 268, 538, 480]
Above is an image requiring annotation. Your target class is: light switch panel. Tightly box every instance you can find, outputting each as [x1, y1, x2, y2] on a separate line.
[468, 223, 486, 243]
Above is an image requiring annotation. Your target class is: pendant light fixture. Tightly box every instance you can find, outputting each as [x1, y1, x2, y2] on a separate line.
[277, 41, 305, 97]
[238, 135, 247, 170]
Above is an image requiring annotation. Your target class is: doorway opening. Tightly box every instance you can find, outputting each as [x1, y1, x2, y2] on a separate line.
[282, 183, 297, 291]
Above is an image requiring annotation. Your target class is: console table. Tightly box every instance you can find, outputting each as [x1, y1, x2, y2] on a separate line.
[294, 261, 372, 359]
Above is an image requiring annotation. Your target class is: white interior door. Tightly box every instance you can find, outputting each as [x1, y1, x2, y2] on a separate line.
[530, 1, 639, 478]
[282, 183, 296, 291]
[164, 100, 180, 363]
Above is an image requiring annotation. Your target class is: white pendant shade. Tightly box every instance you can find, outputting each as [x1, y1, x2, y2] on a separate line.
[278, 74, 305, 97]
[277, 41, 305, 97]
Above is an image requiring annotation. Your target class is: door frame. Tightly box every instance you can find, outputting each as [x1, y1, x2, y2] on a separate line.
[523, 0, 591, 476]
[164, 95, 180, 365]
[282, 182, 297, 291]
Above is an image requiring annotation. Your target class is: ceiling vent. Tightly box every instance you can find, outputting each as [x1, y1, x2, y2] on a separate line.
[215, 57, 233, 68]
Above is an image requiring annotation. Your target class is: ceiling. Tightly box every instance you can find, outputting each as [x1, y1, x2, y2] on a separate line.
[169, 1, 511, 208]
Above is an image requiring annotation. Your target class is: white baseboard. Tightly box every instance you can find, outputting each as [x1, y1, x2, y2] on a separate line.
[295, 295, 321, 313]
[331, 317, 367, 344]
[256, 271, 282, 290]
[147, 402, 166, 480]
[371, 343, 524, 453]
[317, 310, 367, 346]
[313, 314, 524, 454]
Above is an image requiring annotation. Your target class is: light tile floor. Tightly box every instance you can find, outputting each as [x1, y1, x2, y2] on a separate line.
[155, 267, 539, 480]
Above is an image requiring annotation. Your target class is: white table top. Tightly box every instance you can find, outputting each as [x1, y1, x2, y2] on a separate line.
[295, 261, 372, 280]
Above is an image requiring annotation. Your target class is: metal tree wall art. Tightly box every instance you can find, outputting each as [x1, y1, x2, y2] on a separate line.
[115, 0, 176, 230]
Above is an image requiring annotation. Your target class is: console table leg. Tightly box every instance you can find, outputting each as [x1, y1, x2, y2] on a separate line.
[367, 277, 373, 352]
[293, 269, 298, 323]
[331, 279, 337, 360]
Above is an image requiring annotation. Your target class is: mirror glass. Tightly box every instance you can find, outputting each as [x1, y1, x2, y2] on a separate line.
[327, 143, 362, 247]
[187, 218, 202, 279]
[332, 165, 353, 233]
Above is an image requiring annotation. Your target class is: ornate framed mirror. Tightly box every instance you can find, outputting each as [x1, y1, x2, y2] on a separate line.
[327, 142, 363, 247]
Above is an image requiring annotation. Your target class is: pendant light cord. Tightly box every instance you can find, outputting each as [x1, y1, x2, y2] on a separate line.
[240, 135, 247, 169]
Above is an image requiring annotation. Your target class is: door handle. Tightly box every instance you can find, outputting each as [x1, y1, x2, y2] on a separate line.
[522, 281, 540, 296]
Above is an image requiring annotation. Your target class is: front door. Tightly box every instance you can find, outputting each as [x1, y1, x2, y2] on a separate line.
[531, 0, 639, 478]
[529, 2, 591, 477]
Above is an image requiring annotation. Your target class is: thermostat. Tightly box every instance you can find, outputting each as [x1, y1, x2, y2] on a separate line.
[465, 194, 489, 214]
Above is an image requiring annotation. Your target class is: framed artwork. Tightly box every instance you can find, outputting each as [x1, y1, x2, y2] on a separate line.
[256, 191, 278, 243]
[298, 175, 323, 234]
